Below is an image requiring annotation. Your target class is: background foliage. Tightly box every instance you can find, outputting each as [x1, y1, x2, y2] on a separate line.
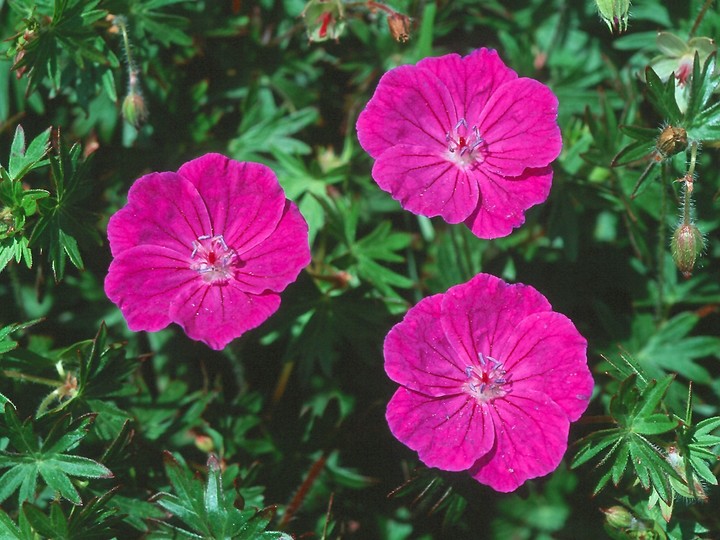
[1, 0, 719, 538]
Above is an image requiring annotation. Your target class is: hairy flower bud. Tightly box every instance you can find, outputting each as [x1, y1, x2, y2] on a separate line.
[387, 12, 411, 42]
[122, 89, 148, 128]
[671, 222, 704, 278]
[601, 506, 634, 530]
[595, 0, 631, 33]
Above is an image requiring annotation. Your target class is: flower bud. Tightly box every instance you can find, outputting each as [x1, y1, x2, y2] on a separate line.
[0, 207, 14, 237]
[122, 89, 148, 128]
[302, 0, 345, 42]
[595, 0, 631, 33]
[656, 125, 688, 158]
[601, 506, 634, 529]
[193, 433, 215, 453]
[671, 222, 704, 278]
[387, 12, 411, 42]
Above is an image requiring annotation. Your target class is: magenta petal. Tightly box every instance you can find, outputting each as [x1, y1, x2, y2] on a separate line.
[169, 282, 281, 350]
[441, 274, 552, 364]
[469, 389, 570, 492]
[386, 388, 494, 471]
[372, 145, 479, 223]
[464, 166, 553, 239]
[417, 49, 517, 124]
[104, 245, 196, 332]
[107, 172, 211, 256]
[499, 311, 593, 421]
[356, 65, 456, 158]
[235, 201, 311, 294]
[384, 294, 468, 396]
[478, 78, 562, 177]
[177, 154, 285, 252]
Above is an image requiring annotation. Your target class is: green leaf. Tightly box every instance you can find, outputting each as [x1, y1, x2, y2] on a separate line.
[152, 453, 288, 539]
[0, 507, 22, 539]
[636, 313, 719, 384]
[574, 373, 680, 499]
[0, 407, 112, 505]
[7, 126, 51, 181]
[631, 414, 678, 435]
[0, 319, 42, 355]
[610, 138, 655, 167]
[22, 502, 60, 538]
[38, 461, 82, 505]
[29, 137, 99, 281]
[644, 65, 682, 125]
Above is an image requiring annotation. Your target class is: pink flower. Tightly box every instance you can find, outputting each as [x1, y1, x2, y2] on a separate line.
[384, 273, 593, 492]
[356, 49, 562, 239]
[104, 153, 311, 350]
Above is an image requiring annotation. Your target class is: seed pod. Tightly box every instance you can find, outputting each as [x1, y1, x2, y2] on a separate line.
[656, 125, 688, 158]
[387, 12, 411, 42]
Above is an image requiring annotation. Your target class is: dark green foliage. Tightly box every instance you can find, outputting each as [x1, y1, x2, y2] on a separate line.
[1, 0, 720, 538]
[149, 452, 291, 539]
[0, 406, 112, 505]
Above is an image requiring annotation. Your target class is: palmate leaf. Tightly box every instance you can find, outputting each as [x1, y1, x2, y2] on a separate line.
[259, 278, 391, 381]
[130, 0, 194, 47]
[572, 375, 679, 501]
[21, 487, 123, 540]
[28, 134, 99, 281]
[70, 323, 137, 401]
[149, 453, 291, 539]
[3, 324, 136, 420]
[0, 126, 52, 272]
[9, 0, 112, 94]
[684, 52, 720, 141]
[634, 312, 720, 386]
[0, 407, 113, 505]
[321, 195, 414, 299]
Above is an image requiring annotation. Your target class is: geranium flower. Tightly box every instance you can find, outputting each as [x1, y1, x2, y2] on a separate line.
[356, 48, 562, 239]
[384, 273, 593, 492]
[649, 32, 716, 113]
[104, 153, 311, 350]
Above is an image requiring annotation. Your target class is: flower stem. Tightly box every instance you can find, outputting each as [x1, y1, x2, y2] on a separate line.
[116, 16, 136, 74]
[682, 141, 698, 226]
[279, 452, 328, 529]
[449, 226, 471, 281]
[271, 360, 294, 405]
[2, 369, 61, 387]
[689, 0, 714, 38]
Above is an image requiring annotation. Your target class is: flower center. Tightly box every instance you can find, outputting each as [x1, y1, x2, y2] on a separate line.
[190, 234, 237, 284]
[462, 353, 510, 402]
[675, 60, 692, 86]
[446, 118, 484, 164]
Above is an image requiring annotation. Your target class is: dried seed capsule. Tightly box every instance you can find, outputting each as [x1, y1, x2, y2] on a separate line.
[387, 12, 411, 42]
[656, 125, 688, 158]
